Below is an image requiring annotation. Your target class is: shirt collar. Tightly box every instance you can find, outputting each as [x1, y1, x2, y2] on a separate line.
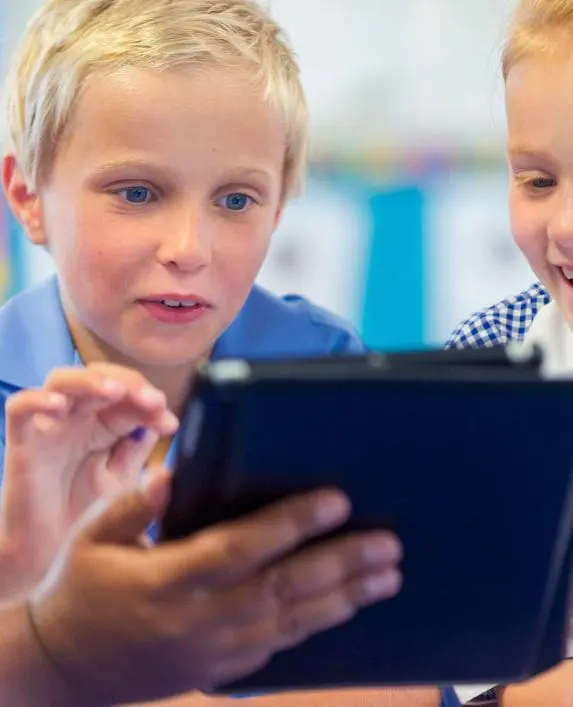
[0, 275, 77, 390]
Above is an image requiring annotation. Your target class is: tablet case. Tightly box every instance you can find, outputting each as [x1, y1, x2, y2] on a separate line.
[160, 347, 573, 692]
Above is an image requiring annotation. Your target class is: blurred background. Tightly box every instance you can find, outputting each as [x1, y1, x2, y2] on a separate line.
[0, 0, 535, 350]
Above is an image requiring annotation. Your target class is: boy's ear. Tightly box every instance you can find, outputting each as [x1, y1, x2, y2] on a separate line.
[1, 154, 47, 246]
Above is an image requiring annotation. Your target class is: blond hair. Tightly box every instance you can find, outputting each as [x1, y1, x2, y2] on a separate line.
[2, 0, 308, 197]
[503, 0, 573, 79]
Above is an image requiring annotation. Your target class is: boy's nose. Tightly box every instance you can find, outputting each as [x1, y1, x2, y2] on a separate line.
[156, 210, 211, 271]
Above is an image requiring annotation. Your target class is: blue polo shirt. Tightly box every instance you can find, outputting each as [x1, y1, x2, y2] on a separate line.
[0, 275, 364, 482]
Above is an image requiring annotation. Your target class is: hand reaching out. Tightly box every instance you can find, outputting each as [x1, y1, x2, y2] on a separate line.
[0, 362, 179, 596]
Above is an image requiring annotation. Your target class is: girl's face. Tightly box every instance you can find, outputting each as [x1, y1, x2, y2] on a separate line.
[506, 54, 573, 327]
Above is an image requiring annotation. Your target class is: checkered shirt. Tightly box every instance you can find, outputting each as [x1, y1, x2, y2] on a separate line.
[445, 282, 551, 350]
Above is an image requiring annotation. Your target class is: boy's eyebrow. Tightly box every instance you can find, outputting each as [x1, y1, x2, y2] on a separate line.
[224, 167, 275, 183]
[89, 159, 275, 183]
[90, 159, 173, 176]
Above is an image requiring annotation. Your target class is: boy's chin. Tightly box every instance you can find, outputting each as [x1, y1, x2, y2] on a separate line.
[126, 340, 213, 372]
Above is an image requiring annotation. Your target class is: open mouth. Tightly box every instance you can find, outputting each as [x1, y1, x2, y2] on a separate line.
[139, 297, 210, 324]
[558, 266, 573, 288]
[159, 299, 202, 310]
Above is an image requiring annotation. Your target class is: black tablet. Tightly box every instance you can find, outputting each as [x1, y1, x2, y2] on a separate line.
[159, 347, 573, 692]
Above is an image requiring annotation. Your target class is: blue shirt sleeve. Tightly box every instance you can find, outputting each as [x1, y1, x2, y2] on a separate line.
[0, 436, 4, 491]
[441, 687, 462, 706]
[329, 326, 366, 354]
[0, 384, 9, 490]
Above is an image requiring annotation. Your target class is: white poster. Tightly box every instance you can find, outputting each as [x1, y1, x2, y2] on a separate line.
[426, 171, 535, 346]
[256, 180, 371, 326]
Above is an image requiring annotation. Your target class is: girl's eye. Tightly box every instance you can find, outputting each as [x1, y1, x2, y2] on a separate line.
[530, 177, 556, 189]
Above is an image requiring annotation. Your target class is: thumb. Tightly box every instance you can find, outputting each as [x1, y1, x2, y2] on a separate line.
[78, 467, 172, 545]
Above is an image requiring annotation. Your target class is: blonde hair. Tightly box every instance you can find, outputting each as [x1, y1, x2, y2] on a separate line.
[502, 0, 573, 79]
[2, 0, 308, 197]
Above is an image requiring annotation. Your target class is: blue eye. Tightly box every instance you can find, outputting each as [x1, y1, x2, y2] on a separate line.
[221, 193, 253, 212]
[120, 186, 152, 204]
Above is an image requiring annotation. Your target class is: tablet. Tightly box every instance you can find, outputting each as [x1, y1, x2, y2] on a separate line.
[159, 347, 573, 693]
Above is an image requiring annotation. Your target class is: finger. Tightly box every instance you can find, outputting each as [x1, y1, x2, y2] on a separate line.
[44, 367, 126, 404]
[1, 391, 69, 533]
[97, 403, 179, 440]
[5, 390, 69, 440]
[222, 531, 402, 626]
[273, 568, 403, 650]
[84, 363, 167, 412]
[67, 450, 109, 522]
[159, 489, 351, 589]
[104, 429, 160, 491]
[265, 531, 402, 604]
[225, 568, 402, 657]
[68, 430, 159, 525]
[77, 466, 171, 545]
[67, 429, 159, 521]
[44, 366, 167, 415]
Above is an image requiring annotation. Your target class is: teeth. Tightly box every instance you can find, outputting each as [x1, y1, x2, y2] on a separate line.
[562, 267, 573, 281]
[162, 299, 197, 308]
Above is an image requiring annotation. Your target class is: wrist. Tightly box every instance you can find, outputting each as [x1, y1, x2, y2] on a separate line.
[0, 537, 45, 601]
[0, 599, 95, 707]
[0, 538, 25, 599]
[23, 597, 107, 707]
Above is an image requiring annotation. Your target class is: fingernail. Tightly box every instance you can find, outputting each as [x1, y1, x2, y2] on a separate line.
[130, 426, 147, 442]
[101, 378, 125, 394]
[314, 492, 351, 525]
[47, 393, 67, 407]
[363, 537, 402, 564]
[363, 571, 402, 598]
[139, 386, 166, 406]
[161, 410, 179, 430]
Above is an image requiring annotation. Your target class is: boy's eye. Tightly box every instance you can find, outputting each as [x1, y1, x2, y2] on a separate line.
[218, 193, 254, 212]
[118, 186, 153, 204]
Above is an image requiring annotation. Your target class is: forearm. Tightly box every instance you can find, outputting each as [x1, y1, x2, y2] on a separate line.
[0, 599, 100, 707]
[499, 661, 573, 706]
[124, 687, 441, 707]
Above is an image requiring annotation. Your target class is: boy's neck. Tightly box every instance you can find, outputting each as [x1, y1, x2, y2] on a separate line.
[65, 316, 202, 418]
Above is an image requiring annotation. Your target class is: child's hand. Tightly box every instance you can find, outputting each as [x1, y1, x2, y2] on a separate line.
[27, 471, 401, 705]
[0, 363, 179, 596]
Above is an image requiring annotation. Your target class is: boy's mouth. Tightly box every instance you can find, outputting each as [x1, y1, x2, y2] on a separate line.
[142, 292, 211, 307]
[138, 294, 212, 324]
[160, 299, 200, 309]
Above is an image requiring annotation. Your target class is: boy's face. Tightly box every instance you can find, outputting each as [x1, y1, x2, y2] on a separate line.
[506, 54, 573, 327]
[7, 65, 286, 370]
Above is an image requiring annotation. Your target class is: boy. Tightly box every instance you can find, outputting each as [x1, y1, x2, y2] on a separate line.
[0, 0, 371, 572]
